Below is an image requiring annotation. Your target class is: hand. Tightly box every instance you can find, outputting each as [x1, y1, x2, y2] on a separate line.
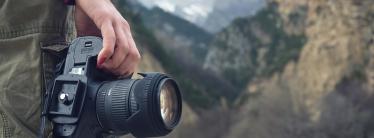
[75, 0, 141, 76]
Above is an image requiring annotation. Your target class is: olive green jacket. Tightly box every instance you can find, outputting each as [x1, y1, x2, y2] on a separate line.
[0, 0, 74, 137]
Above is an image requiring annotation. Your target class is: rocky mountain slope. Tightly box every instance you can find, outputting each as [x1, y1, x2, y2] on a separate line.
[204, 5, 306, 90]
[202, 0, 266, 33]
[227, 0, 374, 137]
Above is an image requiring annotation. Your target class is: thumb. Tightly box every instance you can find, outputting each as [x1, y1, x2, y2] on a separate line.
[97, 21, 116, 67]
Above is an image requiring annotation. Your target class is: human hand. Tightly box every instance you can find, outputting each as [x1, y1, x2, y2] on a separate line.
[75, 0, 141, 76]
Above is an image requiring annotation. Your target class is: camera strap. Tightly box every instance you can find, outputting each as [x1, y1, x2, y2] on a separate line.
[39, 43, 69, 138]
[39, 84, 52, 138]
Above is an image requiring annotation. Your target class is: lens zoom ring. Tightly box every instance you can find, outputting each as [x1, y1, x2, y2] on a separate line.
[130, 89, 137, 114]
[110, 80, 132, 128]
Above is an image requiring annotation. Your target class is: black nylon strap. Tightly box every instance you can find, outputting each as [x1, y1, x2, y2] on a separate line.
[39, 42, 69, 138]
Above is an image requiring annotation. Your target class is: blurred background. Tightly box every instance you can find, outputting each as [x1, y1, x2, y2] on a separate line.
[114, 0, 374, 137]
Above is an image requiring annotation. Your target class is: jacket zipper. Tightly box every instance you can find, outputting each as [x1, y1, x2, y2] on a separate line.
[0, 111, 10, 138]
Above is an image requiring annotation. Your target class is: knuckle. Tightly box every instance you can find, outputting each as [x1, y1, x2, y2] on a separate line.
[122, 19, 130, 29]
[123, 42, 130, 50]
[130, 47, 141, 61]
[114, 60, 122, 69]
[134, 51, 141, 61]
[103, 47, 114, 56]
[107, 35, 116, 44]
[106, 64, 116, 71]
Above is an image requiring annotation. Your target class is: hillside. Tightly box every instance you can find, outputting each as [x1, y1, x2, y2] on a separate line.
[228, 0, 374, 137]
[204, 5, 306, 90]
[201, 0, 266, 33]
[135, 5, 213, 61]
[135, 0, 266, 33]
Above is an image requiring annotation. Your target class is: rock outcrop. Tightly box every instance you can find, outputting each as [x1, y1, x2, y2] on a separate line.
[228, 0, 374, 137]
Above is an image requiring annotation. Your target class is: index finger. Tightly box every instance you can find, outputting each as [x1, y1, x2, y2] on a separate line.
[97, 20, 116, 67]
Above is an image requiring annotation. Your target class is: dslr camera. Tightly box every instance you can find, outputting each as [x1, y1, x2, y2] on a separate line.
[45, 36, 182, 137]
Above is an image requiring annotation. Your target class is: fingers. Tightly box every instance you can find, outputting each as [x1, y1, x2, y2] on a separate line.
[100, 26, 128, 68]
[76, 0, 141, 76]
[97, 20, 116, 67]
[114, 46, 141, 76]
[98, 20, 141, 76]
[120, 22, 141, 75]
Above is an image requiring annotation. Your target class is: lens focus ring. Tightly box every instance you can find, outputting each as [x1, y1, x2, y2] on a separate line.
[96, 82, 110, 131]
[96, 80, 135, 134]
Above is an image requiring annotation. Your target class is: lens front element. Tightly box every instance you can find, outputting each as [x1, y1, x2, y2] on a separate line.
[159, 79, 179, 128]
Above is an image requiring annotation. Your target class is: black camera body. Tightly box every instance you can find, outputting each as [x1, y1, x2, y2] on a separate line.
[47, 36, 182, 138]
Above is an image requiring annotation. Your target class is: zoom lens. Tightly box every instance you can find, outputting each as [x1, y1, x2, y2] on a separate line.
[96, 73, 182, 137]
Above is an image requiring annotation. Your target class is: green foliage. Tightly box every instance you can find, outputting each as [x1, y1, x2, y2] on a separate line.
[214, 5, 307, 90]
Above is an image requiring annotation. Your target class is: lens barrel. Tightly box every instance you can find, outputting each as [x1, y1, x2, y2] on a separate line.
[96, 73, 182, 137]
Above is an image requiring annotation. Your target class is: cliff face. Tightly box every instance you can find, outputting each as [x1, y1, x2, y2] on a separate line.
[228, 0, 374, 137]
[204, 4, 306, 90]
[269, 0, 373, 120]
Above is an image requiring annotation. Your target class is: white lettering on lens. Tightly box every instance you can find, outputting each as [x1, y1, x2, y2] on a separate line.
[108, 89, 112, 96]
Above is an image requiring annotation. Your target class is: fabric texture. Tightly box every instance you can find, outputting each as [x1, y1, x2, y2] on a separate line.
[0, 0, 74, 137]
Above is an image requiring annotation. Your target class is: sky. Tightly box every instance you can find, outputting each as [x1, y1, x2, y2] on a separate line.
[137, 0, 266, 32]
[138, 0, 217, 22]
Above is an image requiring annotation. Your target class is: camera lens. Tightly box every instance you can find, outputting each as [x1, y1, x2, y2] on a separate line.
[159, 79, 179, 128]
[96, 73, 182, 137]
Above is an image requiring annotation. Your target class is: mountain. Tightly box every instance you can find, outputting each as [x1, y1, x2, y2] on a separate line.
[201, 0, 266, 33]
[227, 0, 374, 137]
[126, 0, 214, 61]
[136, 0, 266, 33]
[204, 4, 306, 89]
[139, 7, 213, 61]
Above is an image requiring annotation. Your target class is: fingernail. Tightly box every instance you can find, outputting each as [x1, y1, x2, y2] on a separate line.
[97, 57, 106, 68]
